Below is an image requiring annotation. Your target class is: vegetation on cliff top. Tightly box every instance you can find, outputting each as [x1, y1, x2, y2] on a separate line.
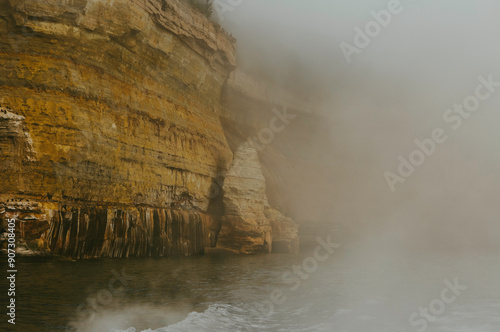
[187, 0, 214, 18]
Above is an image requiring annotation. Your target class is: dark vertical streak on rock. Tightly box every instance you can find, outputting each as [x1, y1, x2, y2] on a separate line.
[152, 209, 161, 256]
[4, 201, 216, 258]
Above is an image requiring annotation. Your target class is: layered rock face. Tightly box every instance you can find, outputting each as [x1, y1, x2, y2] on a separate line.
[0, 0, 307, 257]
[220, 70, 335, 226]
[0, 0, 235, 256]
[0, 0, 235, 208]
[216, 143, 299, 253]
[1, 199, 218, 257]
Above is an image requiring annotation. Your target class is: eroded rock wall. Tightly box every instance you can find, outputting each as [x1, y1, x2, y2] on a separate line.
[0, 0, 235, 256]
[0, 0, 236, 208]
[0, 0, 315, 257]
[0, 199, 218, 258]
[216, 143, 272, 254]
[220, 69, 334, 228]
[216, 142, 299, 254]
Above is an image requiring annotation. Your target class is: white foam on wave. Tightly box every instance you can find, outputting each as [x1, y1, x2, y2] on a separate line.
[113, 304, 256, 332]
[106, 299, 500, 332]
[154, 304, 249, 332]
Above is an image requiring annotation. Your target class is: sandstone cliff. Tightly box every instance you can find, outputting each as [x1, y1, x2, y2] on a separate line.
[0, 0, 235, 257]
[0, 0, 309, 257]
[216, 142, 299, 254]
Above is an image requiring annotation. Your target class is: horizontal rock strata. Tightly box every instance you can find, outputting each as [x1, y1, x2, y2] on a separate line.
[0, 0, 308, 257]
[0, 0, 234, 257]
[217, 143, 299, 254]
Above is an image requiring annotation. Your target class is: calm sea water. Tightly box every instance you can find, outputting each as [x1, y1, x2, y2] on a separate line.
[3, 236, 500, 332]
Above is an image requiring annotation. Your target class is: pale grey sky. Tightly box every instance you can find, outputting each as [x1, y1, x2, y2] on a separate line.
[222, 0, 500, 91]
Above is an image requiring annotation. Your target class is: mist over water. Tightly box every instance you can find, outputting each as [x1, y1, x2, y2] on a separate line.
[16, 249, 500, 331]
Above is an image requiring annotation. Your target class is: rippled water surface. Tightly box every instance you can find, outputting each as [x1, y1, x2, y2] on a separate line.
[6, 240, 500, 332]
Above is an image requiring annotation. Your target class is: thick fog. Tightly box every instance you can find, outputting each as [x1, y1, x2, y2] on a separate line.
[218, 0, 500, 252]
